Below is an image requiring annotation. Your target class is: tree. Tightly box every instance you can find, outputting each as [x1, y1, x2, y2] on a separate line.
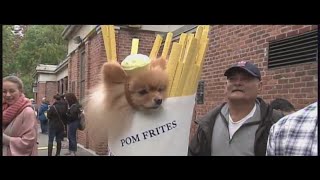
[15, 25, 67, 74]
[4, 25, 68, 98]
[3, 25, 18, 76]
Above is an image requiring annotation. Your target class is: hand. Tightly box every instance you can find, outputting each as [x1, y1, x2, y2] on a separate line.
[2, 133, 11, 146]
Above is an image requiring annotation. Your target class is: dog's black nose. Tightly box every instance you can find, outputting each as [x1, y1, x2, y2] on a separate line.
[154, 98, 162, 105]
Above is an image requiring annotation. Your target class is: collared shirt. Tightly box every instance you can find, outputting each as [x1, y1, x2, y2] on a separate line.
[266, 102, 318, 156]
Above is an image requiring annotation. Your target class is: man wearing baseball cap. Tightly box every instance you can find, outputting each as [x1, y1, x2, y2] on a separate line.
[189, 61, 284, 156]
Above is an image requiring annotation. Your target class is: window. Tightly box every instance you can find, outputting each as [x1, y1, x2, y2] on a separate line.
[196, 80, 205, 104]
[32, 82, 37, 93]
[72, 81, 75, 93]
[61, 79, 64, 94]
[57, 81, 60, 94]
[65, 77, 68, 92]
[79, 50, 86, 102]
[268, 30, 318, 68]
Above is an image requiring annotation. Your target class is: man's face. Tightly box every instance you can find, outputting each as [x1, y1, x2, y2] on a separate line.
[226, 69, 262, 102]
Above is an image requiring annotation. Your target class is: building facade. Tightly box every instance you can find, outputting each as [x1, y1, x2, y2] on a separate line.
[33, 60, 68, 108]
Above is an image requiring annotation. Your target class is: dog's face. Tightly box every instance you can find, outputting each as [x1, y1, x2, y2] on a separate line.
[128, 70, 168, 110]
[102, 57, 168, 111]
[128, 58, 168, 110]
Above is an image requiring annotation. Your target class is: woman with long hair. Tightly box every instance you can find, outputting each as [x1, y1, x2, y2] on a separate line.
[2, 76, 38, 156]
[47, 94, 68, 156]
[64, 93, 81, 156]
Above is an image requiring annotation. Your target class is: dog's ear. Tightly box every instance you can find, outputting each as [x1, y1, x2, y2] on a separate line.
[102, 62, 127, 84]
[150, 57, 167, 70]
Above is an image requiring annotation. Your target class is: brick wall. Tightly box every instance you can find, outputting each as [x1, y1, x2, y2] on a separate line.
[35, 81, 58, 106]
[190, 25, 318, 138]
[36, 82, 46, 106]
[70, 27, 158, 154]
[45, 81, 58, 104]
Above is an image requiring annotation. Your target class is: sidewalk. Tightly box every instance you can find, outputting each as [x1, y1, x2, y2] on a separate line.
[37, 127, 96, 156]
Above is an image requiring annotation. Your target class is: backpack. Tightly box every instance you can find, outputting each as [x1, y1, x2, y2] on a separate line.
[67, 104, 86, 130]
[78, 108, 86, 131]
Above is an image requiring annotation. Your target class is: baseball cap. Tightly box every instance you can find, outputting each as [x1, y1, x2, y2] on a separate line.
[224, 61, 261, 80]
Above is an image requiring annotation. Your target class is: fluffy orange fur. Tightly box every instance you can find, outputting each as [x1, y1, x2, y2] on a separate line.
[85, 57, 168, 150]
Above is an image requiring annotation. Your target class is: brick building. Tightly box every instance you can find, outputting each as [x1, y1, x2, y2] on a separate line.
[33, 59, 68, 106]
[35, 25, 318, 155]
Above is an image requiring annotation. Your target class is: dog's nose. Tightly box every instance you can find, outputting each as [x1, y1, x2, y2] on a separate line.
[154, 98, 162, 105]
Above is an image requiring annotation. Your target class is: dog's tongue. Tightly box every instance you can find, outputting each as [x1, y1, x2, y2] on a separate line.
[121, 54, 150, 71]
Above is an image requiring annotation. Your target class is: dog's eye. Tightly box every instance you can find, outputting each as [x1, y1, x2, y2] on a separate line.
[138, 89, 148, 95]
[158, 87, 165, 92]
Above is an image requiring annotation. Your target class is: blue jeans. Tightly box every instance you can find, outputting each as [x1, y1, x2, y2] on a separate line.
[67, 120, 79, 152]
[40, 120, 48, 133]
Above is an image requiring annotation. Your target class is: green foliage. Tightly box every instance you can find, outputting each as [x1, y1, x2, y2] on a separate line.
[3, 25, 68, 98]
[2, 25, 18, 76]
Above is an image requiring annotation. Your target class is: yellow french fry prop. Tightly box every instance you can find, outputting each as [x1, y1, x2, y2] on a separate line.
[196, 26, 209, 65]
[131, 38, 139, 55]
[168, 33, 190, 96]
[149, 34, 163, 60]
[109, 25, 117, 61]
[161, 32, 173, 59]
[166, 42, 182, 96]
[184, 26, 210, 95]
[181, 26, 203, 96]
[175, 37, 198, 96]
[101, 25, 117, 62]
[169, 34, 194, 97]
[182, 65, 198, 96]
[101, 25, 112, 62]
[202, 25, 210, 41]
[169, 61, 183, 96]
[192, 38, 209, 93]
[195, 26, 203, 50]
[178, 33, 188, 62]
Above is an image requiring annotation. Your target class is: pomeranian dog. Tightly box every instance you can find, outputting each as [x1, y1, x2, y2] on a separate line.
[85, 57, 168, 149]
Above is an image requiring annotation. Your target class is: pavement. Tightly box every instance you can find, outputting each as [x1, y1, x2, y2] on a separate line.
[37, 126, 96, 156]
